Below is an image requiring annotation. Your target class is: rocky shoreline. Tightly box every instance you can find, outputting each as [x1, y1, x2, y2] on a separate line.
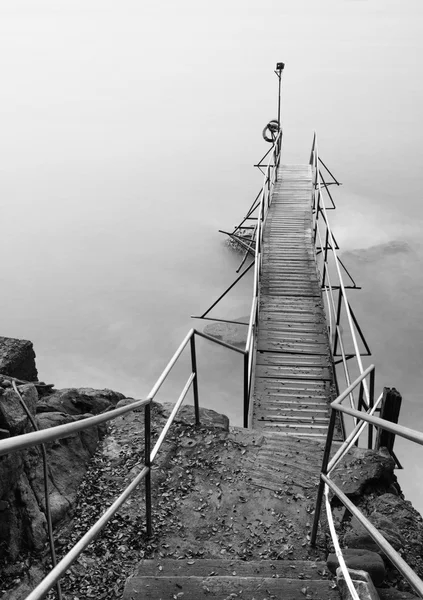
[1, 336, 423, 599]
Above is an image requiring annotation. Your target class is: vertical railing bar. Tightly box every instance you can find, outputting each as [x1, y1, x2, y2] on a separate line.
[369, 369, 375, 449]
[310, 409, 337, 545]
[12, 382, 63, 600]
[144, 402, 152, 538]
[190, 335, 200, 426]
[243, 351, 249, 428]
[333, 289, 342, 357]
[322, 227, 329, 288]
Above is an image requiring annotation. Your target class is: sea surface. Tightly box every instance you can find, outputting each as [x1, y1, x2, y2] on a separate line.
[1, 1, 423, 508]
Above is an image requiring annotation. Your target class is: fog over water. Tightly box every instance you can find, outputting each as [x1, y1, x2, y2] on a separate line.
[1, 1, 423, 507]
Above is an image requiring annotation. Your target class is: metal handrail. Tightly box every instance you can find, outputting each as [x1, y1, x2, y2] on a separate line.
[244, 130, 283, 426]
[310, 134, 372, 428]
[0, 397, 150, 456]
[311, 366, 423, 598]
[3, 325, 251, 600]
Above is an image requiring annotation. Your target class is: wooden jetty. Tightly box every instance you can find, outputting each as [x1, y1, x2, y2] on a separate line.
[252, 164, 339, 439]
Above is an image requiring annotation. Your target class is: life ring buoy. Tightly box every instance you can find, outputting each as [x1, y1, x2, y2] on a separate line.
[262, 119, 280, 143]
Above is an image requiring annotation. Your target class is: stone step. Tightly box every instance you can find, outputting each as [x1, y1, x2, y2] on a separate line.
[124, 576, 341, 599]
[123, 558, 339, 600]
[132, 559, 330, 578]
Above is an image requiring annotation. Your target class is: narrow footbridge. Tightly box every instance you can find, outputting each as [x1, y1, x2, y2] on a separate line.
[252, 164, 337, 438]
[2, 124, 423, 600]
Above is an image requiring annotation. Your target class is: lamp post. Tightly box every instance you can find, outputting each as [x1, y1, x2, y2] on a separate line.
[275, 62, 285, 129]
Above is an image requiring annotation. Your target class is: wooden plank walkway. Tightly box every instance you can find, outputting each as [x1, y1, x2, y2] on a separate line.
[252, 164, 340, 440]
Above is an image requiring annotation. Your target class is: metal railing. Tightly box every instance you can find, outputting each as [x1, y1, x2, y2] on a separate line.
[311, 365, 423, 598]
[0, 327, 247, 600]
[244, 130, 282, 426]
[192, 130, 283, 427]
[310, 133, 372, 434]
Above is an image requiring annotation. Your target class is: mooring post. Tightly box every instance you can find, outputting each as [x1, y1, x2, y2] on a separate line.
[375, 387, 402, 456]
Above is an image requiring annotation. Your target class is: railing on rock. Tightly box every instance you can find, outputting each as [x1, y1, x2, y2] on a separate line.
[0, 128, 284, 600]
[309, 134, 421, 598]
[310, 133, 372, 435]
[311, 365, 423, 599]
[0, 327, 246, 600]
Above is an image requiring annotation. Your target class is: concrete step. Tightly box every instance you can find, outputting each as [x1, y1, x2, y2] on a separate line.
[123, 559, 339, 599]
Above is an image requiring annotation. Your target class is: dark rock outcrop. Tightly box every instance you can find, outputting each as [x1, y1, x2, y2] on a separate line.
[331, 447, 396, 498]
[0, 380, 128, 561]
[0, 337, 38, 382]
[36, 387, 125, 416]
[328, 548, 386, 585]
[332, 447, 423, 591]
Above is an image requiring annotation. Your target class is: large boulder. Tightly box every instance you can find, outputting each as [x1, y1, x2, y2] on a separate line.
[327, 548, 386, 586]
[37, 388, 125, 416]
[159, 403, 229, 431]
[0, 337, 38, 382]
[331, 447, 396, 498]
[0, 384, 123, 560]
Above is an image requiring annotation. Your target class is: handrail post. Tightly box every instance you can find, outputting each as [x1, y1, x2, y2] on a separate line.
[333, 289, 342, 357]
[311, 408, 337, 546]
[368, 369, 375, 449]
[144, 402, 152, 538]
[243, 351, 249, 428]
[190, 334, 200, 426]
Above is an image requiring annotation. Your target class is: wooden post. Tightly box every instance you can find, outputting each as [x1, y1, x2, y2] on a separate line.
[375, 387, 402, 455]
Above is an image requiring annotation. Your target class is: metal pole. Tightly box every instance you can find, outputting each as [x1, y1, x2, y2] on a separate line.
[276, 62, 285, 129]
[243, 351, 249, 428]
[333, 289, 342, 357]
[190, 335, 200, 425]
[144, 402, 152, 538]
[368, 369, 375, 449]
[310, 409, 337, 546]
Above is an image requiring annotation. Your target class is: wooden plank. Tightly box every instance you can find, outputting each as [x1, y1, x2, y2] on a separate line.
[252, 163, 336, 438]
[255, 365, 332, 380]
[256, 352, 331, 368]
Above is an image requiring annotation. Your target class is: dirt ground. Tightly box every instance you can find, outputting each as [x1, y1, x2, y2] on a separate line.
[9, 401, 327, 599]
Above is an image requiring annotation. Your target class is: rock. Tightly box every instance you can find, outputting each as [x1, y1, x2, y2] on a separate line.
[0, 337, 38, 382]
[372, 493, 421, 528]
[369, 514, 406, 551]
[116, 397, 144, 411]
[16, 474, 47, 552]
[377, 587, 421, 599]
[31, 411, 100, 525]
[0, 405, 105, 560]
[0, 384, 38, 435]
[159, 403, 229, 431]
[336, 567, 379, 600]
[0, 565, 45, 600]
[331, 447, 395, 497]
[37, 387, 124, 416]
[344, 529, 381, 555]
[343, 512, 405, 554]
[327, 548, 386, 585]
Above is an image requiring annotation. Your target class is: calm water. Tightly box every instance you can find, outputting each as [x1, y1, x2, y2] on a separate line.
[1, 1, 423, 507]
